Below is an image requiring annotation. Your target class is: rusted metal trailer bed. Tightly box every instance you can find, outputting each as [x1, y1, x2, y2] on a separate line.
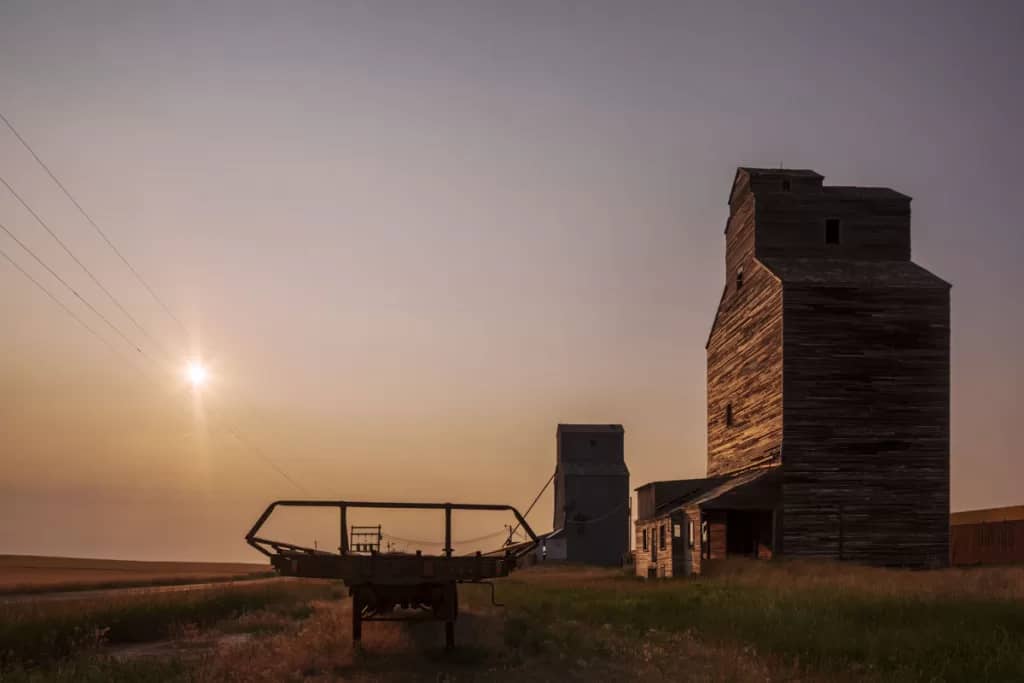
[246, 500, 537, 648]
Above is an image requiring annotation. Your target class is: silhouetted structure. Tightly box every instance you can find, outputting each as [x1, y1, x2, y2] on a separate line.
[553, 424, 630, 566]
[635, 167, 951, 577]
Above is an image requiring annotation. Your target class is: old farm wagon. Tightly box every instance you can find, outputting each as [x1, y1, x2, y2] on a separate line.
[246, 500, 538, 648]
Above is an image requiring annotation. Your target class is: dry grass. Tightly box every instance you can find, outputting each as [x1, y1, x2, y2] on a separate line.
[0, 555, 269, 594]
[193, 588, 805, 683]
[703, 557, 1024, 601]
[5, 561, 1024, 681]
[0, 579, 334, 668]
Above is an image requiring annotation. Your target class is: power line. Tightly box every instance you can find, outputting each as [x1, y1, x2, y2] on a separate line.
[1, 223, 308, 495]
[0, 111, 188, 338]
[0, 174, 169, 359]
[383, 527, 511, 548]
[0, 219, 144, 354]
[506, 470, 555, 543]
[1, 118, 308, 497]
[205, 403, 310, 496]
[0, 244, 115, 355]
[565, 500, 629, 526]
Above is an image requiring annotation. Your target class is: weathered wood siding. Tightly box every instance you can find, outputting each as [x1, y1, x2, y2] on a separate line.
[754, 187, 911, 261]
[634, 518, 677, 578]
[703, 510, 728, 561]
[686, 506, 702, 575]
[951, 521, 1024, 566]
[780, 284, 950, 567]
[635, 512, 701, 577]
[706, 258, 783, 476]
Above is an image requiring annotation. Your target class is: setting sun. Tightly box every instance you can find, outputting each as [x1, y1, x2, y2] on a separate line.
[186, 361, 208, 388]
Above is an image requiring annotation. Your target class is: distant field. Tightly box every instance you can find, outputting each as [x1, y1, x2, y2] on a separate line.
[0, 555, 271, 594]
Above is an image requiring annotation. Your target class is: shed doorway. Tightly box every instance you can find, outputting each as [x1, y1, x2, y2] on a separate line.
[725, 510, 773, 558]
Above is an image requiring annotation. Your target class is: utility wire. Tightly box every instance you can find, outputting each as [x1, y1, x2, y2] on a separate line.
[204, 403, 310, 496]
[0, 111, 188, 338]
[1, 117, 307, 496]
[0, 245, 157, 384]
[506, 470, 555, 543]
[1, 230, 307, 495]
[564, 500, 629, 526]
[383, 527, 512, 548]
[1, 222, 305, 495]
[0, 174, 169, 359]
[0, 219, 144, 354]
[0, 244, 114, 354]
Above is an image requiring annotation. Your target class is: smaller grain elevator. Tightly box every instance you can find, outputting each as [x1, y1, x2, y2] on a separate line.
[552, 424, 630, 566]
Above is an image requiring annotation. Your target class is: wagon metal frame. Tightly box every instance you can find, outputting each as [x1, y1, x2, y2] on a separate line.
[245, 500, 538, 648]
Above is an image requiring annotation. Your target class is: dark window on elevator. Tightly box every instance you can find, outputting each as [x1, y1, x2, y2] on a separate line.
[735, 267, 744, 290]
[781, 179, 791, 192]
[726, 403, 734, 427]
[642, 528, 648, 550]
[825, 218, 841, 245]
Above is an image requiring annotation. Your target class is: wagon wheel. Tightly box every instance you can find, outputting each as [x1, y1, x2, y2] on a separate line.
[351, 590, 363, 643]
[444, 582, 458, 650]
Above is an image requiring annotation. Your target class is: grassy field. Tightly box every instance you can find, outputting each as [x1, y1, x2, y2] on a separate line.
[0, 555, 270, 594]
[2, 560, 1023, 681]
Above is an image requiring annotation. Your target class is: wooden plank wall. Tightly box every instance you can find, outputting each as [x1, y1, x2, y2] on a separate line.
[951, 521, 1024, 566]
[634, 518, 676, 577]
[754, 189, 911, 261]
[706, 257, 784, 476]
[781, 284, 950, 567]
[704, 510, 728, 561]
[686, 506, 702, 575]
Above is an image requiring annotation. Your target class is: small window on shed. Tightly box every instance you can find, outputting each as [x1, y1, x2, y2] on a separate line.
[735, 267, 744, 290]
[725, 403, 734, 427]
[825, 218, 841, 245]
[673, 523, 682, 539]
[687, 519, 695, 548]
[642, 528, 648, 551]
[659, 524, 666, 551]
[781, 178, 791, 192]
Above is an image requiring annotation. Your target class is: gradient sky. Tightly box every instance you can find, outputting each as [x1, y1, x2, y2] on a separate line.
[1, 1, 1021, 562]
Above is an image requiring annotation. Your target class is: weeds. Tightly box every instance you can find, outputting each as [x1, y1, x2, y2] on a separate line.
[0, 580, 334, 669]
[6, 563, 1024, 681]
[500, 562, 1024, 681]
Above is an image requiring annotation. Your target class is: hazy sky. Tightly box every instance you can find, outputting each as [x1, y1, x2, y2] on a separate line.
[1, 1, 1021, 562]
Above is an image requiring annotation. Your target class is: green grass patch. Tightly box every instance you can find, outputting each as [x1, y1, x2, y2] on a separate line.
[498, 575, 1024, 681]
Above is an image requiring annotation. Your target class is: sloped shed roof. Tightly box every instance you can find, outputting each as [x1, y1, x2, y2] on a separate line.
[758, 258, 950, 289]
[951, 506, 1024, 526]
[641, 466, 782, 521]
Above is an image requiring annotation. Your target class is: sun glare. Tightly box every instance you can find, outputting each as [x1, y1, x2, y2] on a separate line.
[186, 361, 208, 388]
